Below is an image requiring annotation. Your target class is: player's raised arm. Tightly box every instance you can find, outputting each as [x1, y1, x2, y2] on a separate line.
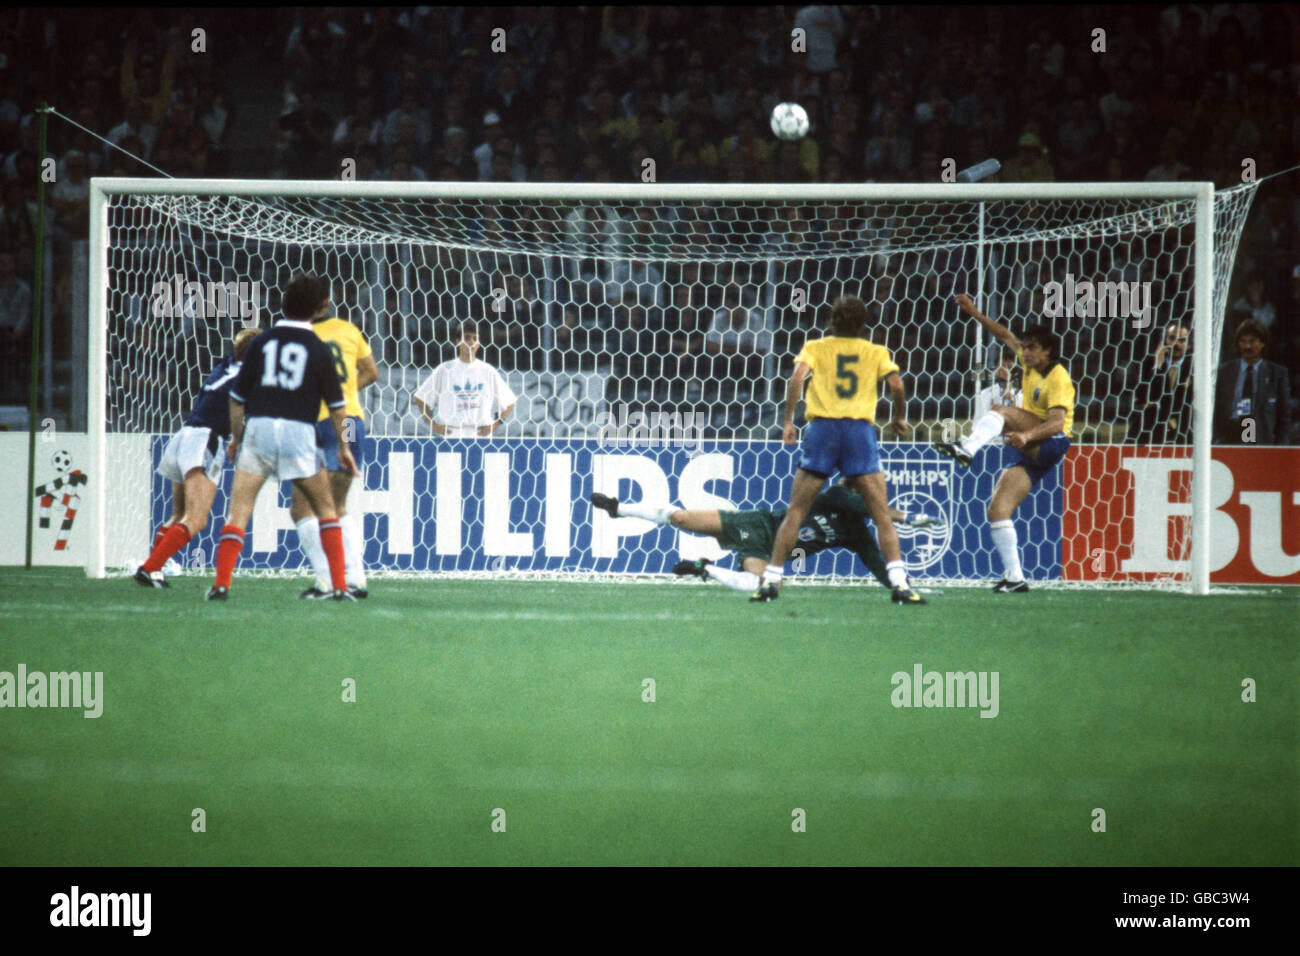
[955, 294, 1020, 352]
[780, 360, 813, 444]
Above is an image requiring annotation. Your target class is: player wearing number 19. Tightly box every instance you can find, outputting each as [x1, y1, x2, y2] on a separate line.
[207, 275, 358, 601]
[754, 295, 924, 605]
[290, 308, 378, 599]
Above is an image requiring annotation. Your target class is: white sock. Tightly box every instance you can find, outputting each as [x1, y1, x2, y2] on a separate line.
[340, 512, 366, 588]
[886, 560, 909, 588]
[296, 516, 330, 591]
[705, 564, 760, 592]
[618, 501, 675, 525]
[961, 410, 1005, 456]
[990, 519, 1024, 582]
[760, 564, 784, 588]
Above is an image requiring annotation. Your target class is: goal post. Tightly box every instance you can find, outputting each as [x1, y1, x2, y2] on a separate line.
[86, 178, 1258, 592]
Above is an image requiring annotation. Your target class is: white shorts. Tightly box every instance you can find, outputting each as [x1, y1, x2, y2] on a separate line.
[157, 426, 224, 484]
[237, 417, 320, 481]
[443, 425, 484, 438]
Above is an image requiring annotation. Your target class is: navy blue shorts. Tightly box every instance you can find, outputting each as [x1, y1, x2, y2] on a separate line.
[1007, 433, 1070, 485]
[316, 416, 366, 472]
[798, 418, 881, 478]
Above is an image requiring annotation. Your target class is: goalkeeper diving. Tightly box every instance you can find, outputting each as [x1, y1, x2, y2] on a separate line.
[591, 486, 939, 592]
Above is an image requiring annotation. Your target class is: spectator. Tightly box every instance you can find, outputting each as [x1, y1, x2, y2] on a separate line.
[438, 127, 477, 181]
[50, 150, 90, 237]
[277, 91, 332, 176]
[1098, 68, 1141, 132]
[1130, 324, 1193, 444]
[473, 112, 508, 181]
[863, 111, 910, 180]
[793, 4, 847, 74]
[600, 7, 649, 64]
[1055, 97, 1102, 179]
[411, 320, 518, 437]
[332, 94, 382, 153]
[1144, 133, 1192, 182]
[1214, 319, 1291, 445]
[107, 100, 158, 161]
[482, 63, 529, 133]
[1002, 132, 1054, 182]
[197, 89, 229, 150]
[1231, 276, 1277, 333]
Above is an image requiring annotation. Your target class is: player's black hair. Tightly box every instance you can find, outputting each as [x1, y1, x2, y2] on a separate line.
[1020, 324, 1060, 363]
[457, 320, 478, 339]
[282, 274, 329, 320]
[830, 295, 868, 337]
[1234, 318, 1268, 348]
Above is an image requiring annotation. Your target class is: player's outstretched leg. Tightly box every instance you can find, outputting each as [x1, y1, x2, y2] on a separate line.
[591, 493, 619, 517]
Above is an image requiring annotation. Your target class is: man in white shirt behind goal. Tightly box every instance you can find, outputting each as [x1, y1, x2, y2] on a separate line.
[412, 320, 518, 437]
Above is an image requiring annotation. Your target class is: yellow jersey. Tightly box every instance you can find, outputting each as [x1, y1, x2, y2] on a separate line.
[794, 336, 899, 423]
[1019, 348, 1075, 437]
[313, 317, 372, 421]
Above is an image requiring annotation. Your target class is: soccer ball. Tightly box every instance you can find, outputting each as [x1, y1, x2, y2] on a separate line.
[770, 102, 810, 141]
[52, 450, 72, 474]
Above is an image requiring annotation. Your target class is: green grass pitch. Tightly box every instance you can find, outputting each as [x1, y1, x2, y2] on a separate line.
[1, 568, 1295, 866]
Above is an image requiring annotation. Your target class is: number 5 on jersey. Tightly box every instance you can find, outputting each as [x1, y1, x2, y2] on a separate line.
[836, 354, 859, 398]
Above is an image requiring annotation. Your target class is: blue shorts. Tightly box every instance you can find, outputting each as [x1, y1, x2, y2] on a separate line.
[316, 416, 366, 472]
[1007, 433, 1070, 485]
[798, 418, 881, 478]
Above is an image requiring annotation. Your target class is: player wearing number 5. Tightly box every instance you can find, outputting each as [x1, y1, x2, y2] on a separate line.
[754, 295, 924, 605]
[291, 303, 379, 598]
[933, 294, 1075, 593]
[208, 275, 358, 601]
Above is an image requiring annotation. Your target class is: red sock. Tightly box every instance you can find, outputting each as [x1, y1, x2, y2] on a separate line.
[215, 525, 245, 588]
[153, 524, 170, 550]
[319, 518, 346, 591]
[143, 524, 192, 573]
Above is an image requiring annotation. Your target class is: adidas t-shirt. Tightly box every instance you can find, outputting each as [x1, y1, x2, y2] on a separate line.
[413, 358, 518, 434]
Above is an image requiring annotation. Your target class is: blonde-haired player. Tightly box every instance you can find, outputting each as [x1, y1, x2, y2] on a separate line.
[292, 306, 379, 598]
[754, 294, 924, 605]
[134, 327, 262, 587]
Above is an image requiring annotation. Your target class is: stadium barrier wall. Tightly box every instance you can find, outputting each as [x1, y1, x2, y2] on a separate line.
[5, 434, 1293, 584]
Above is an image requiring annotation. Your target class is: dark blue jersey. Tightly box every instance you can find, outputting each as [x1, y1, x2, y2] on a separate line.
[230, 320, 345, 425]
[185, 354, 243, 439]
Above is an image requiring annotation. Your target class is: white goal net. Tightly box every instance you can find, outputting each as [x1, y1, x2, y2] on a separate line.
[89, 181, 1259, 590]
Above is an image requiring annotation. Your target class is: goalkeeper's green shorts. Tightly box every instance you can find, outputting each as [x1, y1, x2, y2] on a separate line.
[717, 510, 779, 563]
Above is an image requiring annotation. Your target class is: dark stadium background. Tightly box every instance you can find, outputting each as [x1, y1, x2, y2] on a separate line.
[0, 6, 1296, 442]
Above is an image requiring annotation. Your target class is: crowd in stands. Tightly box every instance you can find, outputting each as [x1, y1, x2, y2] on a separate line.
[0, 6, 1296, 441]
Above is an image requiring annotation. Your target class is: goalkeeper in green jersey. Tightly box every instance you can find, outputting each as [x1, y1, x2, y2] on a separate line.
[591, 484, 938, 593]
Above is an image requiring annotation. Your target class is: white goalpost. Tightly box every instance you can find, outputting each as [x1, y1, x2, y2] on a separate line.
[87, 179, 1259, 592]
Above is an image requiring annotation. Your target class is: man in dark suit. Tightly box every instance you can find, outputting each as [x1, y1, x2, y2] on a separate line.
[1214, 319, 1292, 445]
[1131, 323, 1193, 444]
